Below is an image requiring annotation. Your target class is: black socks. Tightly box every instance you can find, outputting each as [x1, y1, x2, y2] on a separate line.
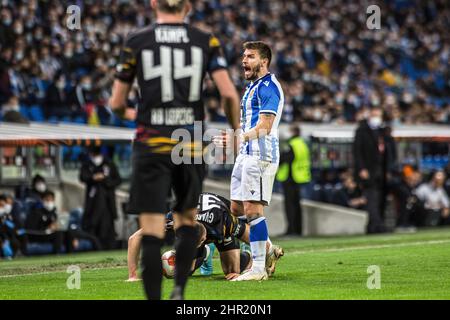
[173, 225, 199, 296]
[141, 235, 164, 300]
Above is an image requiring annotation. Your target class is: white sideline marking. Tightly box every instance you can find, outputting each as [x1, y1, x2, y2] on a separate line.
[289, 239, 450, 255]
[1, 239, 449, 279]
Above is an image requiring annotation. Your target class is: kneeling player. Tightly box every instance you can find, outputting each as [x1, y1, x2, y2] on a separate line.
[126, 193, 283, 281]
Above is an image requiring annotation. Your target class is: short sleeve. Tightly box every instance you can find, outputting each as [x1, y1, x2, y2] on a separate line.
[207, 35, 228, 74]
[258, 82, 281, 115]
[114, 35, 137, 84]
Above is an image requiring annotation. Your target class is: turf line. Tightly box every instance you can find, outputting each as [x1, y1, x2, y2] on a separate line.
[1, 238, 449, 279]
[289, 239, 450, 255]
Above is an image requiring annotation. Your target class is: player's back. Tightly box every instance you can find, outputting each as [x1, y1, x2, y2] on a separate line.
[115, 23, 227, 151]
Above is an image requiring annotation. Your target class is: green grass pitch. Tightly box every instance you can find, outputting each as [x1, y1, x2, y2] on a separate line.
[1, 228, 450, 300]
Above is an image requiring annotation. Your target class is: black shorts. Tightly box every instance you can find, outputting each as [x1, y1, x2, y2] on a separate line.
[128, 143, 205, 214]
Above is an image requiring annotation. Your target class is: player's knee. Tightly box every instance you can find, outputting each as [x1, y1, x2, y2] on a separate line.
[243, 201, 263, 217]
[231, 201, 244, 216]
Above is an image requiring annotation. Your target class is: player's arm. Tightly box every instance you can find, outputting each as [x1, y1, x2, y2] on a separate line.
[241, 113, 275, 142]
[109, 37, 137, 119]
[211, 70, 240, 131]
[110, 80, 132, 115]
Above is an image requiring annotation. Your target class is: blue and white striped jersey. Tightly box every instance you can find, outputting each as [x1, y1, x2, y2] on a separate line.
[239, 73, 284, 163]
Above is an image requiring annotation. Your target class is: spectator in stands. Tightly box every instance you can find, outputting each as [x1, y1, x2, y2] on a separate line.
[393, 167, 422, 229]
[332, 173, 367, 210]
[354, 106, 395, 233]
[1, 194, 22, 258]
[276, 125, 311, 236]
[80, 146, 122, 250]
[24, 191, 68, 254]
[414, 170, 450, 227]
[4, 193, 26, 231]
[1, 0, 449, 126]
[44, 73, 74, 120]
[1, 96, 29, 123]
[26, 174, 49, 204]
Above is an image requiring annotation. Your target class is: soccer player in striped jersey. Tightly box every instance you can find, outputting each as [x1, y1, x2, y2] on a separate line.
[229, 41, 284, 281]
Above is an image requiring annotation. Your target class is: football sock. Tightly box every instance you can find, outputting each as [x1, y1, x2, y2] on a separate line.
[174, 225, 199, 294]
[249, 216, 269, 273]
[141, 235, 164, 300]
[266, 237, 273, 252]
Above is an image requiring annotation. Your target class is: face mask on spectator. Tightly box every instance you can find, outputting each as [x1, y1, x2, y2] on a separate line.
[14, 25, 23, 34]
[3, 18, 12, 26]
[369, 116, 382, 128]
[43, 201, 55, 211]
[15, 51, 24, 61]
[92, 155, 103, 166]
[35, 182, 46, 193]
[26, 20, 35, 29]
[82, 82, 92, 91]
[57, 79, 65, 89]
[0, 207, 6, 215]
[4, 203, 12, 214]
[64, 50, 73, 58]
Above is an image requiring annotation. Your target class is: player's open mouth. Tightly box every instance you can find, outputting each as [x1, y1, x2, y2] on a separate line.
[243, 66, 251, 72]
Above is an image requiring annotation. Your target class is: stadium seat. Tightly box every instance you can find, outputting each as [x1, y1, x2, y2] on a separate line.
[70, 146, 82, 162]
[19, 105, 29, 119]
[73, 116, 86, 124]
[29, 105, 44, 122]
[48, 116, 59, 124]
[123, 120, 136, 128]
[61, 116, 72, 123]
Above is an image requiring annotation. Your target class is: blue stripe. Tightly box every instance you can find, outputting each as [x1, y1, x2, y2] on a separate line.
[249, 218, 268, 242]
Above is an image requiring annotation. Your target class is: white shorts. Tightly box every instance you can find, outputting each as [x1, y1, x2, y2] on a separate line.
[230, 154, 278, 206]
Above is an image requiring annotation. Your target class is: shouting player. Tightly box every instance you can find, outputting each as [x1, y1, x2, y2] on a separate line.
[217, 41, 284, 281]
[110, 0, 240, 300]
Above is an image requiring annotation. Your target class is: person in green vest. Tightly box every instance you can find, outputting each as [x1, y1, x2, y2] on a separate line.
[276, 125, 311, 236]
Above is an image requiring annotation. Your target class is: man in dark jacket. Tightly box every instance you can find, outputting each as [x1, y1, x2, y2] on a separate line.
[79, 147, 121, 250]
[24, 191, 67, 254]
[353, 106, 396, 233]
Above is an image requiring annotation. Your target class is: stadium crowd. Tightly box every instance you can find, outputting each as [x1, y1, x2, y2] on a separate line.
[0, 0, 449, 125]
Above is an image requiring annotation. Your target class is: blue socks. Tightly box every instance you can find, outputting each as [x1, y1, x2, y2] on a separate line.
[249, 217, 268, 273]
